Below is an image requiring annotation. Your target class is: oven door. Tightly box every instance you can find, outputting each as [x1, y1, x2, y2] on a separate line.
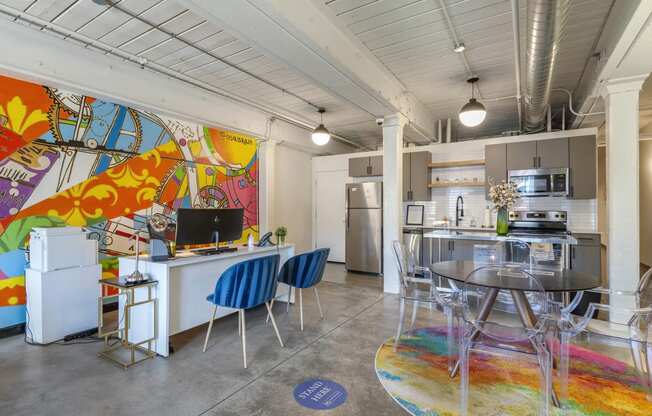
[508, 170, 551, 196]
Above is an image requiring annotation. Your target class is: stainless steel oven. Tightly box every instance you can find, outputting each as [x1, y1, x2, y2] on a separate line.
[507, 168, 569, 197]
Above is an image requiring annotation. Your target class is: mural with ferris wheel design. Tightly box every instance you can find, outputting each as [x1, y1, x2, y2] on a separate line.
[0, 74, 259, 329]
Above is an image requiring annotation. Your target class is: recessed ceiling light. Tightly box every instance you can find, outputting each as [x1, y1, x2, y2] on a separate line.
[453, 42, 466, 53]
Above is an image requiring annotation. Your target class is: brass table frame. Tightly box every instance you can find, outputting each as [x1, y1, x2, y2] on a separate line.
[98, 278, 158, 369]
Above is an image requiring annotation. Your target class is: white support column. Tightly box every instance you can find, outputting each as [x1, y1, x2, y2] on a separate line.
[258, 139, 277, 236]
[382, 114, 408, 294]
[601, 74, 648, 322]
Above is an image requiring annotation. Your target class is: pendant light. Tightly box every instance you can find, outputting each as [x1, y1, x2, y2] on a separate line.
[312, 108, 331, 146]
[458, 77, 486, 127]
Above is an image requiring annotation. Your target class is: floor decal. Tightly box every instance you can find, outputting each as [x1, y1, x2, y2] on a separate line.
[293, 379, 348, 410]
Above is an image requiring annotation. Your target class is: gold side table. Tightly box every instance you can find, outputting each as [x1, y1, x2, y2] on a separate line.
[98, 277, 158, 369]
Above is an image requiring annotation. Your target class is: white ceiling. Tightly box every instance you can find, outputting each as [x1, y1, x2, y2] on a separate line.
[0, 0, 614, 147]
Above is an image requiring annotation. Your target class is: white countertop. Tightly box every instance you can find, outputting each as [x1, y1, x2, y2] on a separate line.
[120, 244, 295, 268]
[423, 230, 578, 245]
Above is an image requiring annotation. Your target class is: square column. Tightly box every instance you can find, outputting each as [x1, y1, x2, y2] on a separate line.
[258, 139, 277, 236]
[601, 74, 648, 322]
[382, 114, 407, 294]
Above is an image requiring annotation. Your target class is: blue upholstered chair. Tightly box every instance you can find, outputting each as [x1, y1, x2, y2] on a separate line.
[268, 248, 330, 331]
[202, 254, 284, 368]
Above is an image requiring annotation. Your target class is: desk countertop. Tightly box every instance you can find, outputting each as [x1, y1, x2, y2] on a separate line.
[120, 244, 295, 268]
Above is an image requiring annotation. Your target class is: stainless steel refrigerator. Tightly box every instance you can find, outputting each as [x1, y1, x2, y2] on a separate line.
[345, 182, 382, 274]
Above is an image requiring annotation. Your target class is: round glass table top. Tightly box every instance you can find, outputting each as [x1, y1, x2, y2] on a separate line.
[430, 260, 601, 292]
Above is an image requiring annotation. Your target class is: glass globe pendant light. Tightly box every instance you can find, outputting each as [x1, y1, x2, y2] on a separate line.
[458, 77, 486, 127]
[312, 108, 331, 146]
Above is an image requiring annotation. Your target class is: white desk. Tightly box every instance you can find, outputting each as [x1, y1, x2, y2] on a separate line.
[119, 244, 295, 357]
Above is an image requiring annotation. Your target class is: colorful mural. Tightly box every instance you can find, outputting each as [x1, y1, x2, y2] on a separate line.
[0, 75, 259, 329]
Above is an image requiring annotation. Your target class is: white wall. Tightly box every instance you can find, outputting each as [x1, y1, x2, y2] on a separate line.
[272, 145, 314, 252]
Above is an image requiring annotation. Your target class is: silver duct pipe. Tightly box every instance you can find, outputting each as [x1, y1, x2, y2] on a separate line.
[524, 0, 570, 131]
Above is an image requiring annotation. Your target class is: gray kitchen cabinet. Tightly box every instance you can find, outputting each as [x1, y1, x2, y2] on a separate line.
[569, 233, 602, 315]
[506, 141, 538, 170]
[410, 151, 431, 201]
[403, 151, 431, 201]
[349, 156, 383, 177]
[348, 157, 368, 177]
[537, 138, 569, 168]
[369, 155, 383, 176]
[402, 153, 410, 201]
[569, 135, 596, 199]
[484, 143, 507, 199]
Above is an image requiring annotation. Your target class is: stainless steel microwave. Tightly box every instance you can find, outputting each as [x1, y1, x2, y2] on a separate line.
[507, 168, 569, 197]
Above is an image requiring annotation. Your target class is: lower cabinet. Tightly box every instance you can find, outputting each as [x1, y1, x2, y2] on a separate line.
[569, 233, 602, 316]
[431, 238, 494, 262]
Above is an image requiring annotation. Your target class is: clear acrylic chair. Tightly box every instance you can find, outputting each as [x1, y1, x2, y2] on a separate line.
[392, 240, 461, 372]
[458, 242, 554, 416]
[554, 268, 652, 405]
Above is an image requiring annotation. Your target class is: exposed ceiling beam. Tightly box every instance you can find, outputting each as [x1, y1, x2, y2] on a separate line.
[572, 0, 652, 128]
[177, 0, 436, 144]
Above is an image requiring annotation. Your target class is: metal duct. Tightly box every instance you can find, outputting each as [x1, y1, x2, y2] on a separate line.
[524, 0, 570, 131]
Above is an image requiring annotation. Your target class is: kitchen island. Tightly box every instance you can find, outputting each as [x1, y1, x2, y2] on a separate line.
[424, 229, 578, 245]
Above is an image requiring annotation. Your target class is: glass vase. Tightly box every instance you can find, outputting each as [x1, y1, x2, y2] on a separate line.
[496, 208, 509, 236]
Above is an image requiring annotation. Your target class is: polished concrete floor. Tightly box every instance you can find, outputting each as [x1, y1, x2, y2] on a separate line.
[0, 264, 430, 416]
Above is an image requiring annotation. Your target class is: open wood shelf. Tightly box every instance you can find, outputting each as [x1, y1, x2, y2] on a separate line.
[428, 159, 485, 169]
[428, 181, 486, 188]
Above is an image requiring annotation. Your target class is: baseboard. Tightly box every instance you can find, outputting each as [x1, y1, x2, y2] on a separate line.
[0, 323, 25, 339]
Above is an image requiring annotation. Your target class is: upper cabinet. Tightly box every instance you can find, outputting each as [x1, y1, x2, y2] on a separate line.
[537, 138, 569, 168]
[506, 138, 568, 170]
[569, 135, 596, 199]
[485, 143, 507, 199]
[349, 156, 383, 177]
[404, 151, 430, 201]
[486, 135, 596, 199]
[506, 141, 537, 170]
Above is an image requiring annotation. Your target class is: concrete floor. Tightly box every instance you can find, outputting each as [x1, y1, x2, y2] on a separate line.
[0, 264, 425, 416]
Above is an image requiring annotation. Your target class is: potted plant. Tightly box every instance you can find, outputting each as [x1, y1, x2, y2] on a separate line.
[274, 226, 287, 245]
[488, 180, 519, 236]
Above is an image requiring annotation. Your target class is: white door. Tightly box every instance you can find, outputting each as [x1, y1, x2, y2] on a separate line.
[315, 169, 348, 262]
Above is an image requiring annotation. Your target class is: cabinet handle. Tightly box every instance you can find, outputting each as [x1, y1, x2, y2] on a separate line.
[533, 156, 537, 168]
[366, 166, 371, 175]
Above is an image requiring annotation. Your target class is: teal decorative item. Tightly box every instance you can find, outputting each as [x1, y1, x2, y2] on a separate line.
[496, 208, 509, 236]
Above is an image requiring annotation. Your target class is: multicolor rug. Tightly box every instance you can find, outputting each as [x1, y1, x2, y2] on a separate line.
[375, 327, 652, 415]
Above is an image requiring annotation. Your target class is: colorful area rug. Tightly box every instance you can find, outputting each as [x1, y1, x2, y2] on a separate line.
[375, 327, 652, 415]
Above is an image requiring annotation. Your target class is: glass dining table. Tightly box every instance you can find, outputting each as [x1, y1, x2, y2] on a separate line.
[430, 260, 602, 407]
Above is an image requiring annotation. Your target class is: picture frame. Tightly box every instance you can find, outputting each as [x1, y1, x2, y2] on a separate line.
[405, 205, 424, 226]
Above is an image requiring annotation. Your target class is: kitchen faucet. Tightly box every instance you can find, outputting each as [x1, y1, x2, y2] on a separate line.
[455, 195, 464, 227]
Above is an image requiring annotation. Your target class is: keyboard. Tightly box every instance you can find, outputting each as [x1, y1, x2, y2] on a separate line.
[193, 247, 238, 256]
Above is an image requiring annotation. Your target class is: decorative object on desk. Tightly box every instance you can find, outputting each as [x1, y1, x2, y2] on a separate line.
[488, 180, 519, 236]
[147, 213, 175, 261]
[405, 205, 424, 226]
[275, 226, 287, 245]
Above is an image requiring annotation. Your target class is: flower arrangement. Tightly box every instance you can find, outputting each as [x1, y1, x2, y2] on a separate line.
[488, 180, 519, 236]
[488, 180, 519, 210]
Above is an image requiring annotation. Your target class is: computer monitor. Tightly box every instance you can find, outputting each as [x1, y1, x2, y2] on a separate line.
[175, 208, 244, 246]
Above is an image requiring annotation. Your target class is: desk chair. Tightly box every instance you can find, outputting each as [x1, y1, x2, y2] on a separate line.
[267, 248, 330, 331]
[203, 254, 284, 368]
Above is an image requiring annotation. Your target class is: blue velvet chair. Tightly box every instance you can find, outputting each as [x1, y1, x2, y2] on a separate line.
[202, 254, 284, 368]
[268, 248, 330, 331]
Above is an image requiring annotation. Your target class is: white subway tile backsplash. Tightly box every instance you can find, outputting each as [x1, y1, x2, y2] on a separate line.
[404, 194, 596, 232]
